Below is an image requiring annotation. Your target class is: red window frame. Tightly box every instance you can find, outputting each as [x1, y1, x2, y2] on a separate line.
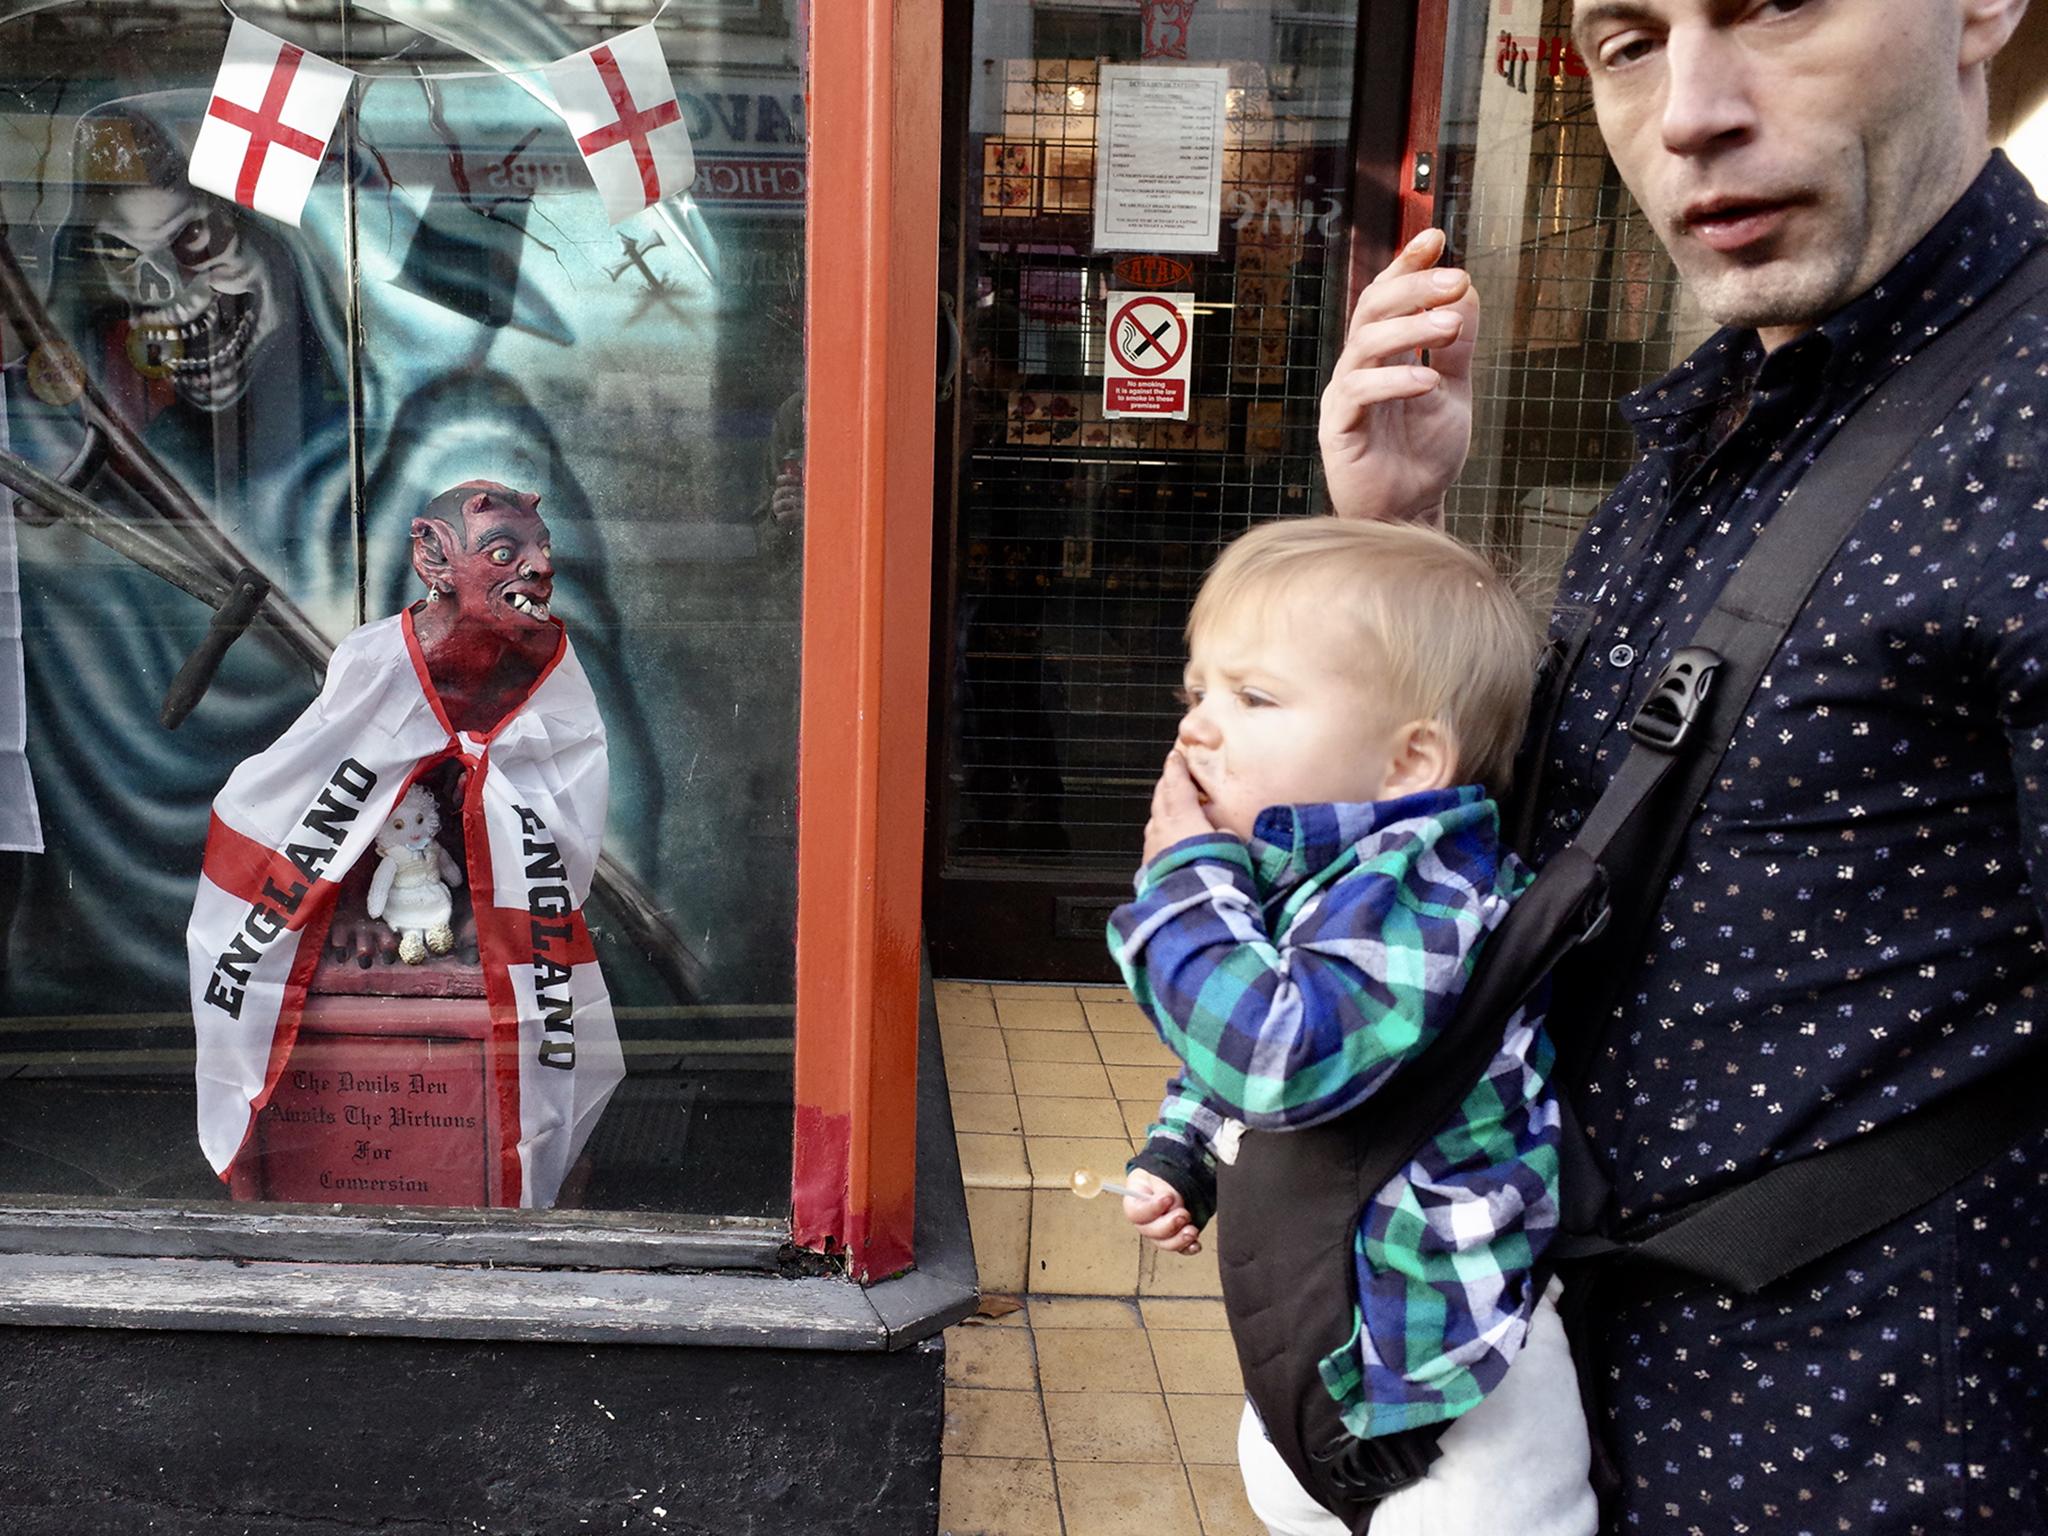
[788, 0, 942, 1281]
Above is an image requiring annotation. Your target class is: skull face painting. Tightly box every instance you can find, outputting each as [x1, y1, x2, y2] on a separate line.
[83, 183, 281, 412]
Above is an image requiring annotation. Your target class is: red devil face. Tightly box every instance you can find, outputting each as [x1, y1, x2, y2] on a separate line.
[448, 494, 555, 639]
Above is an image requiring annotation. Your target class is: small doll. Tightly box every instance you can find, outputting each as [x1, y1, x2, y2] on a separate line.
[365, 784, 464, 964]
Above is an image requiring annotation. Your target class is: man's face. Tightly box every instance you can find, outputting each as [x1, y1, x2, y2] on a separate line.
[448, 500, 556, 640]
[1174, 600, 1431, 842]
[1573, 0, 1990, 344]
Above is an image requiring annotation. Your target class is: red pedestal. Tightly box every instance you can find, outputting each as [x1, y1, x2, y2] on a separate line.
[230, 990, 505, 1206]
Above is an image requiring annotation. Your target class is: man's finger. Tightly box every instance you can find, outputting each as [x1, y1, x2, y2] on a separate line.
[1318, 365, 1441, 437]
[1346, 264, 1473, 342]
[1334, 307, 1469, 376]
[1368, 225, 1446, 287]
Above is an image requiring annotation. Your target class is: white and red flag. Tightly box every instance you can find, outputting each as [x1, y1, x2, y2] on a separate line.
[187, 612, 623, 1209]
[188, 18, 353, 227]
[544, 25, 695, 225]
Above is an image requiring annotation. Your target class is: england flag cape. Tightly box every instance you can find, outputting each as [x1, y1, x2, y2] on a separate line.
[187, 609, 623, 1208]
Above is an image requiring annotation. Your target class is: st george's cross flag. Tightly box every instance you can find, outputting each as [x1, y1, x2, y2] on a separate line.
[188, 18, 353, 227]
[544, 25, 695, 225]
[187, 612, 624, 1209]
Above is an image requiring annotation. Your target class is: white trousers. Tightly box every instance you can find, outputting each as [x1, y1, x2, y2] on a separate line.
[1235, 1285, 1597, 1536]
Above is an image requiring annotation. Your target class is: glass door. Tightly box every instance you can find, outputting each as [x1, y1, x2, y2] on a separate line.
[927, 0, 1406, 978]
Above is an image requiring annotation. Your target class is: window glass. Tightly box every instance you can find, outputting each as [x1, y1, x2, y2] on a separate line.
[0, 0, 802, 1218]
[1432, 0, 1713, 592]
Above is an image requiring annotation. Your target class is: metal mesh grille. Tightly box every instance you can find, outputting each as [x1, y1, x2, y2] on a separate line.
[1435, 1, 1708, 595]
[945, 14, 1357, 870]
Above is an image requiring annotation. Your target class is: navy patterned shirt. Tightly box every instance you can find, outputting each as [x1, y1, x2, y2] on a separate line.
[1530, 153, 2048, 1529]
[1533, 153, 2048, 1222]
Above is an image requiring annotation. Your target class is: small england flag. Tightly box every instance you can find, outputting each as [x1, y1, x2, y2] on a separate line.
[188, 19, 352, 228]
[545, 25, 696, 226]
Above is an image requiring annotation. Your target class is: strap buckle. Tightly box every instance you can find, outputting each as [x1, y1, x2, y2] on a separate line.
[1628, 646, 1721, 752]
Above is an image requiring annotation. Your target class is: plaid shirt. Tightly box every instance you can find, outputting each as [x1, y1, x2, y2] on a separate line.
[1108, 786, 1562, 1437]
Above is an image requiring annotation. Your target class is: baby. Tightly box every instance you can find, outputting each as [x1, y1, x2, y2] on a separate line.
[1108, 518, 1595, 1536]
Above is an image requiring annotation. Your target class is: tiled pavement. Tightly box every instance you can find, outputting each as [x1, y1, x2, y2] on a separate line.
[935, 980, 1263, 1536]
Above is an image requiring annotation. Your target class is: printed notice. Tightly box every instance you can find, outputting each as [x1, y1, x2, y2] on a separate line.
[1103, 293, 1194, 420]
[1092, 65, 1229, 254]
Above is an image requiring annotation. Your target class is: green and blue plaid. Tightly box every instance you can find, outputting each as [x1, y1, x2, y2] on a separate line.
[1110, 786, 1562, 1437]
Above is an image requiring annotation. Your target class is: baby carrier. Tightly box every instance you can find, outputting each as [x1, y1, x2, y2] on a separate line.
[1217, 243, 2048, 1534]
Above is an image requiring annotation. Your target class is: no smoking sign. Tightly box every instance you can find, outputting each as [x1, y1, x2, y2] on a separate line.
[1104, 292, 1193, 419]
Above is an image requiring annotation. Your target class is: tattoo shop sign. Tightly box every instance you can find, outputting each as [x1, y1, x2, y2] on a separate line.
[1103, 291, 1193, 420]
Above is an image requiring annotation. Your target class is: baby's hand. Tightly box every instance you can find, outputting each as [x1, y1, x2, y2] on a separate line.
[1141, 751, 1217, 867]
[1121, 1167, 1201, 1255]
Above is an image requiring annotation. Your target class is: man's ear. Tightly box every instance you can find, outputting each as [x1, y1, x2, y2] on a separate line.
[1960, 0, 2028, 69]
[410, 516, 457, 594]
[1380, 719, 1458, 797]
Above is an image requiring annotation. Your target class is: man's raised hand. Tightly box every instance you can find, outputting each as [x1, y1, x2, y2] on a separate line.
[1317, 226, 1477, 524]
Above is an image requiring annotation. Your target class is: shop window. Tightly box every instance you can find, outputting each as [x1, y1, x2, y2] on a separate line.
[0, 0, 802, 1224]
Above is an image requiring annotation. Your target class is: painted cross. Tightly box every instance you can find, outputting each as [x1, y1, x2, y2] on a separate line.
[188, 19, 353, 228]
[545, 26, 696, 226]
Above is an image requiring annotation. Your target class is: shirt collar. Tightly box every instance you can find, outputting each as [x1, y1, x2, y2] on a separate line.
[1621, 151, 2048, 430]
[1246, 784, 1485, 889]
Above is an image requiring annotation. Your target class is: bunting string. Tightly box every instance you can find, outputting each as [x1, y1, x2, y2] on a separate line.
[189, 6, 697, 226]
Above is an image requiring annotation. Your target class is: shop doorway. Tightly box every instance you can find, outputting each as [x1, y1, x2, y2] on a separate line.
[924, 0, 1421, 979]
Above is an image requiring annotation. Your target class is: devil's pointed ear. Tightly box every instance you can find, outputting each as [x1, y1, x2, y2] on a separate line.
[410, 516, 457, 592]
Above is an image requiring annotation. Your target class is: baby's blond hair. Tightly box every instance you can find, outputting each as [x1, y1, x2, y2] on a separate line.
[1187, 518, 1541, 795]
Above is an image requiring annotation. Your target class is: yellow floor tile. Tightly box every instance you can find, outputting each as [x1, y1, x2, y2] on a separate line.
[1055, 1461, 1203, 1536]
[953, 1092, 1025, 1136]
[939, 993, 1001, 1030]
[935, 979, 992, 998]
[948, 1054, 1015, 1096]
[1094, 1034, 1180, 1068]
[1043, 1390, 1179, 1463]
[938, 1455, 1063, 1536]
[1165, 1393, 1243, 1466]
[1024, 1135, 1140, 1190]
[1082, 998, 1155, 1033]
[965, 1185, 1030, 1293]
[1029, 1188, 1142, 1295]
[1004, 1029, 1104, 1065]
[1119, 1101, 1158, 1140]
[1138, 1298, 1229, 1332]
[1149, 1328, 1244, 1397]
[945, 1385, 1050, 1460]
[945, 1323, 1040, 1391]
[990, 982, 1075, 999]
[958, 1132, 1031, 1189]
[1020, 1096, 1131, 1140]
[1107, 1064, 1174, 1100]
[1072, 984, 1131, 1001]
[1027, 1296, 1141, 1330]
[943, 1025, 1012, 1061]
[1139, 1221, 1224, 1298]
[1034, 1328, 1162, 1393]
[1010, 1059, 1114, 1098]
[997, 995, 1091, 1031]
[1187, 1464, 1264, 1536]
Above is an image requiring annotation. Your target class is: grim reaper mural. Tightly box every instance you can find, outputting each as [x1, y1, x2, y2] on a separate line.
[0, 6, 806, 1211]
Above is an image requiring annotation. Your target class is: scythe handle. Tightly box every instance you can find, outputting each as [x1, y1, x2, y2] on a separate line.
[161, 566, 270, 730]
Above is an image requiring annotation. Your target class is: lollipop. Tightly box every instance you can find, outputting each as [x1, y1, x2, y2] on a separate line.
[1069, 1167, 1137, 1201]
